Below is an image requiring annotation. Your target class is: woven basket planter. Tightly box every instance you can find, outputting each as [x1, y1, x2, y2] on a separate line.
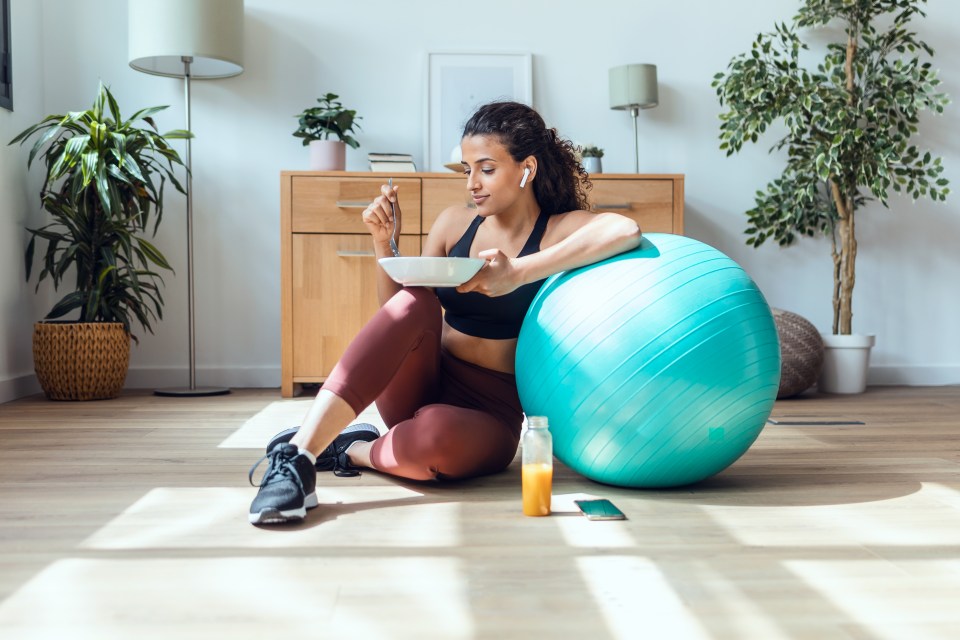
[33, 322, 131, 401]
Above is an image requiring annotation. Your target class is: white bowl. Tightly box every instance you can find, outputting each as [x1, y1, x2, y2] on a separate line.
[378, 257, 485, 287]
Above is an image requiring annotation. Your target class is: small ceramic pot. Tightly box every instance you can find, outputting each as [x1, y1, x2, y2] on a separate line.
[582, 156, 602, 174]
[309, 140, 347, 171]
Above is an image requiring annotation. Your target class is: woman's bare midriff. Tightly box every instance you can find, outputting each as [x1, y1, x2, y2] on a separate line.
[441, 322, 518, 374]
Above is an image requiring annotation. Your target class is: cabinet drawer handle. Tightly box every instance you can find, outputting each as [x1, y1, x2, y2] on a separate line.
[593, 202, 632, 210]
[336, 250, 376, 258]
[335, 200, 373, 208]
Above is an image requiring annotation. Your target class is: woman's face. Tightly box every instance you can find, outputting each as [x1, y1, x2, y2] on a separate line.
[460, 135, 527, 216]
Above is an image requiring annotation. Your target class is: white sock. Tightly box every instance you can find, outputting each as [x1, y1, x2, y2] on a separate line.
[297, 447, 317, 465]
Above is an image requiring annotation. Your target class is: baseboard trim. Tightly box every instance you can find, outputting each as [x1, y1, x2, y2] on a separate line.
[868, 365, 960, 387]
[0, 367, 279, 404]
[123, 366, 281, 391]
[0, 373, 42, 404]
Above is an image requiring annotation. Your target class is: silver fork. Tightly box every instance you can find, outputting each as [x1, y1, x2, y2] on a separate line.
[388, 178, 401, 257]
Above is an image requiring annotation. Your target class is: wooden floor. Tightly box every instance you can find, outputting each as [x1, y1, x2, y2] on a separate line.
[0, 386, 958, 639]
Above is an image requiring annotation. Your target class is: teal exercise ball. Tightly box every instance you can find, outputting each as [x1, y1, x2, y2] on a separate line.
[516, 234, 780, 488]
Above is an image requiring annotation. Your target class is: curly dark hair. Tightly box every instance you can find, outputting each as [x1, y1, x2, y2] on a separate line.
[461, 101, 591, 214]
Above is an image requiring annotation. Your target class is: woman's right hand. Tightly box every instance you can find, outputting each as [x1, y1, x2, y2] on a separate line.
[362, 183, 401, 251]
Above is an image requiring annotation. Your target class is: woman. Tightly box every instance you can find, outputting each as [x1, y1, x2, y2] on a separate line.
[249, 101, 642, 524]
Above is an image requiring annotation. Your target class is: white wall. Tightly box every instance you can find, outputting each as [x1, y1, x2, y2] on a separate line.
[0, 0, 45, 402]
[2, 0, 958, 398]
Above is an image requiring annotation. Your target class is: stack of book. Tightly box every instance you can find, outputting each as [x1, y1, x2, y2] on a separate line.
[368, 152, 417, 172]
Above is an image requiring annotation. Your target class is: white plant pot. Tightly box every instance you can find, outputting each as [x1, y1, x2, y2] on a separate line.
[582, 157, 603, 174]
[818, 333, 876, 394]
[309, 140, 346, 171]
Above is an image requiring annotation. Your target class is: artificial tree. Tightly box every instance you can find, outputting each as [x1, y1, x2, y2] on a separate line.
[713, 0, 949, 335]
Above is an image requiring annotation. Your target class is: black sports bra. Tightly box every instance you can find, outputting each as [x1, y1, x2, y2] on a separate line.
[435, 210, 551, 339]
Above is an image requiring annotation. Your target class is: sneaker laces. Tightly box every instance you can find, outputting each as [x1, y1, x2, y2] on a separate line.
[315, 436, 368, 477]
[248, 446, 307, 493]
[331, 450, 362, 478]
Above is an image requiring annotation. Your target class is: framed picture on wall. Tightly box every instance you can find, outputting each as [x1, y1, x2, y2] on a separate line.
[425, 52, 533, 173]
[0, 0, 11, 110]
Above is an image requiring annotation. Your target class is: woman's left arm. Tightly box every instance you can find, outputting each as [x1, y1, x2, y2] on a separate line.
[459, 211, 642, 296]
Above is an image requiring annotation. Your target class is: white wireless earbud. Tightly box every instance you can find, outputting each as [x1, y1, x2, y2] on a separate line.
[520, 167, 531, 188]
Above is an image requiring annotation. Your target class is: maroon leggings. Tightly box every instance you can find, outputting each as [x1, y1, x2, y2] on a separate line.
[322, 287, 524, 481]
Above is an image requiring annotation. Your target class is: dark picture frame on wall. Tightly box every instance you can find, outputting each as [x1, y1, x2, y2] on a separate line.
[1, 0, 11, 111]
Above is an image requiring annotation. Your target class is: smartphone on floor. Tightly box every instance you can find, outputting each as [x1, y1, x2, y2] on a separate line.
[574, 498, 627, 521]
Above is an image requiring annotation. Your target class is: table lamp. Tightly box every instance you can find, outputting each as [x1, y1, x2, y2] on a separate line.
[609, 64, 659, 173]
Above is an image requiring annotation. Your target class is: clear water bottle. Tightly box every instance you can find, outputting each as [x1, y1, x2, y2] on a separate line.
[522, 416, 553, 516]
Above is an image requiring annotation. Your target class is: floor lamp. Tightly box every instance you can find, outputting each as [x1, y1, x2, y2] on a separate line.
[609, 64, 659, 173]
[128, 0, 244, 396]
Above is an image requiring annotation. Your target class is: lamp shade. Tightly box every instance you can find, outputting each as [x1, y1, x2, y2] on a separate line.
[609, 64, 658, 110]
[129, 0, 244, 78]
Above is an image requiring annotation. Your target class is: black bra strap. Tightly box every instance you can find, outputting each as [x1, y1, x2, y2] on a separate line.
[518, 209, 551, 257]
[449, 216, 485, 257]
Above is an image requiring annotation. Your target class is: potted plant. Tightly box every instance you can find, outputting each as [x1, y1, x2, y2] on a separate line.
[9, 82, 189, 400]
[580, 144, 604, 174]
[293, 92, 362, 171]
[713, 0, 949, 393]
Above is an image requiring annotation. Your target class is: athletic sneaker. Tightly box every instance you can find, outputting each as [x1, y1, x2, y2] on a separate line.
[248, 443, 318, 525]
[265, 423, 381, 477]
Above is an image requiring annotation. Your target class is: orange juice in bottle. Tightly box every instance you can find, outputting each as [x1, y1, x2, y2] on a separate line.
[522, 416, 553, 516]
[522, 462, 553, 516]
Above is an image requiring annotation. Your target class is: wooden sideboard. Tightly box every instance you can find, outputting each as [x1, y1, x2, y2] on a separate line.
[280, 171, 684, 397]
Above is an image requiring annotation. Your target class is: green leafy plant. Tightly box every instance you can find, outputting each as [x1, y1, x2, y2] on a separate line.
[713, 0, 949, 335]
[580, 145, 604, 158]
[292, 92, 362, 148]
[9, 82, 190, 340]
